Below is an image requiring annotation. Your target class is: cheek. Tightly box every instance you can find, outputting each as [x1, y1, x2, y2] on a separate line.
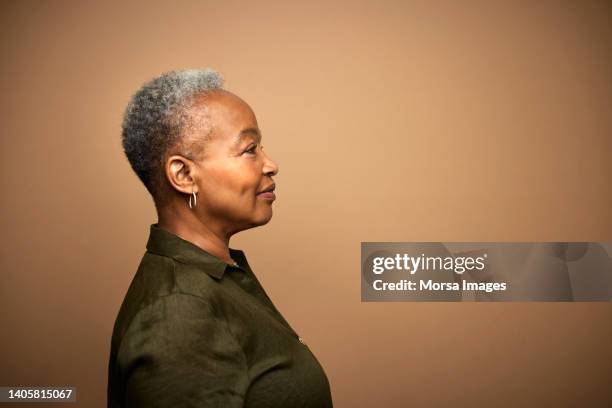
[202, 168, 259, 203]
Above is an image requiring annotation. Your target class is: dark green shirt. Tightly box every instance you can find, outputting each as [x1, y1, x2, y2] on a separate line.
[108, 224, 333, 407]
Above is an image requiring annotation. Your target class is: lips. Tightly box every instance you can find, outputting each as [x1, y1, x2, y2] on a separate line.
[257, 183, 276, 194]
[257, 183, 276, 201]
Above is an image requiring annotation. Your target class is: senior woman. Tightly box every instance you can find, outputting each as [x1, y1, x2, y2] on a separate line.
[107, 69, 333, 408]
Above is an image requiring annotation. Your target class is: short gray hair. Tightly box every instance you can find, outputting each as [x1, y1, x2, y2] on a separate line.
[121, 68, 224, 204]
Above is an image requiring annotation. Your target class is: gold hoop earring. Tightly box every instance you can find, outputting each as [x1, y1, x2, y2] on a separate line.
[188, 191, 197, 209]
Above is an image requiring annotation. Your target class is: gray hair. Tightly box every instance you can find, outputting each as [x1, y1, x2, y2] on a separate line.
[121, 68, 224, 204]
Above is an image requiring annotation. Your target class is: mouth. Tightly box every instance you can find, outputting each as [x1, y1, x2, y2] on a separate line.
[257, 183, 276, 201]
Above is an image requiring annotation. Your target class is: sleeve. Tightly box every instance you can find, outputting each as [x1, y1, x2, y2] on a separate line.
[116, 293, 249, 407]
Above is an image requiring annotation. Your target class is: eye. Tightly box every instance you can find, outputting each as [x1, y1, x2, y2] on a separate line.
[244, 144, 257, 155]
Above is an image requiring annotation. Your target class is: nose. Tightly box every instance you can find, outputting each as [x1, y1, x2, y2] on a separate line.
[262, 151, 279, 176]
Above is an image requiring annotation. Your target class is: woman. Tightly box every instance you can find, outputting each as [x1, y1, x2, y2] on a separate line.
[107, 69, 333, 408]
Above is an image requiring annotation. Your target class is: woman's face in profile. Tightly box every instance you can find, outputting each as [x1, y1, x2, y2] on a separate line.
[190, 90, 279, 232]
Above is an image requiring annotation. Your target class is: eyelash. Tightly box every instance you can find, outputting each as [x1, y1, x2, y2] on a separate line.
[244, 144, 263, 155]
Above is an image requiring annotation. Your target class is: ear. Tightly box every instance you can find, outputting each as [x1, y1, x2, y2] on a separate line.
[164, 154, 198, 194]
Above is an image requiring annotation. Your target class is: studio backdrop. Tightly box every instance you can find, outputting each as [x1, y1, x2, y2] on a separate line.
[1, 1, 611, 407]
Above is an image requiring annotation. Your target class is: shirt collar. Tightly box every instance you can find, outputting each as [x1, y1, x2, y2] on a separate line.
[145, 223, 245, 280]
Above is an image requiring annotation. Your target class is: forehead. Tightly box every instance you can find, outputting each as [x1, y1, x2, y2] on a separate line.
[193, 90, 259, 144]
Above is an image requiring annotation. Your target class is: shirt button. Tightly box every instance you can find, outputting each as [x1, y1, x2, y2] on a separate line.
[298, 336, 306, 345]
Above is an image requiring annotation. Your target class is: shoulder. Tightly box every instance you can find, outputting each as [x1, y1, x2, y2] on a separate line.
[110, 252, 225, 350]
[129, 251, 221, 304]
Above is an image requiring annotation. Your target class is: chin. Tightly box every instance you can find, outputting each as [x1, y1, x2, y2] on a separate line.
[254, 208, 274, 226]
[257, 211, 273, 226]
[239, 209, 273, 231]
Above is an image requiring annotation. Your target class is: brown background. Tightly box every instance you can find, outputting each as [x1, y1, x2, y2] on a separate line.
[1, 0, 611, 407]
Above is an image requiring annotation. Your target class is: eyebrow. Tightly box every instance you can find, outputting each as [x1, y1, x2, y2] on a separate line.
[232, 127, 262, 148]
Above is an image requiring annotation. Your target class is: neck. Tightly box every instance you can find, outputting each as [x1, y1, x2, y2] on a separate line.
[156, 203, 235, 265]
